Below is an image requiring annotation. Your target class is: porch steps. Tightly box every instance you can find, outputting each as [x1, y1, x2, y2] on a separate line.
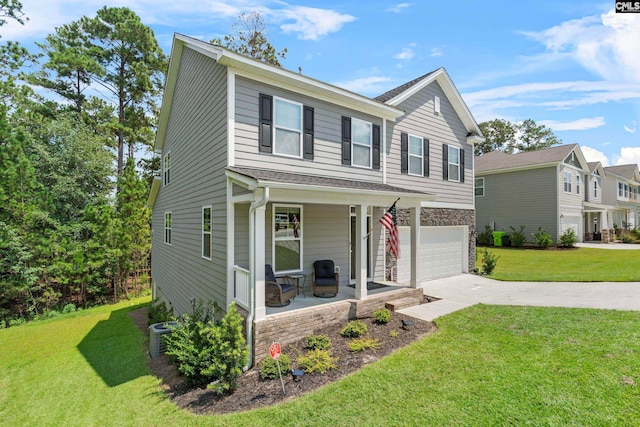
[385, 296, 422, 312]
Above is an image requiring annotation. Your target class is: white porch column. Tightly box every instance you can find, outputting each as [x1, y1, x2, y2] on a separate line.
[355, 204, 368, 300]
[226, 180, 235, 308]
[254, 199, 267, 320]
[410, 206, 420, 289]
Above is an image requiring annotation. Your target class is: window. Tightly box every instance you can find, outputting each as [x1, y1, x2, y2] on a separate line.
[624, 183, 629, 198]
[619, 182, 623, 197]
[447, 146, 460, 182]
[576, 174, 580, 195]
[351, 118, 372, 168]
[202, 206, 211, 259]
[273, 205, 302, 273]
[594, 180, 598, 198]
[163, 152, 170, 186]
[408, 135, 423, 176]
[563, 171, 572, 193]
[274, 97, 302, 158]
[475, 178, 484, 196]
[164, 212, 172, 245]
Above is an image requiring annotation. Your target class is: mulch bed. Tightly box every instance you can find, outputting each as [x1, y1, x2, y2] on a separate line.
[129, 303, 437, 415]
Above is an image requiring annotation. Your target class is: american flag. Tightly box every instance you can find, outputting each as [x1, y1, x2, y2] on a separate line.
[379, 201, 400, 259]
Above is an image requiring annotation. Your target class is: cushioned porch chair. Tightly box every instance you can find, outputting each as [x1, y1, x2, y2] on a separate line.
[265, 264, 296, 307]
[312, 260, 339, 297]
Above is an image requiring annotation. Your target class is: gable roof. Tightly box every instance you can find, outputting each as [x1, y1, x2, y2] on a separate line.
[155, 33, 405, 153]
[604, 164, 640, 181]
[375, 67, 483, 140]
[475, 144, 589, 174]
[587, 161, 606, 176]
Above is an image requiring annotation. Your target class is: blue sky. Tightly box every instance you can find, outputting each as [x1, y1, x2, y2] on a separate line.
[5, 1, 640, 166]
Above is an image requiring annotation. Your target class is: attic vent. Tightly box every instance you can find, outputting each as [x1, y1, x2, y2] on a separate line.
[149, 321, 177, 358]
[434, 96, 440, 114]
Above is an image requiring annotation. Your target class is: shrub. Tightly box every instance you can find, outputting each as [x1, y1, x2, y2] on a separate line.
[62, 303, 77, 314]
[621, 231, 635, 244]
[348, 336, 382, 352]
[389, 330, 399, 338]
[259, 353, 291, 380]
[297, 348, 338, 374]
[306, 334, 331, 350]
[509, 225, 526, 247]
[533, 227, 553, 249]
[147, 298, 173, 325]
[341, 320, 368, 337]
[372, 307, 392, 324]
[478, 247, 500, 276]
[477, 224, 493, 246]
[559, 228, 578, 247]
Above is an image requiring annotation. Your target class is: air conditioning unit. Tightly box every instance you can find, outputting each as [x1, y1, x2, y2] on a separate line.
[149, 321, 177, 358]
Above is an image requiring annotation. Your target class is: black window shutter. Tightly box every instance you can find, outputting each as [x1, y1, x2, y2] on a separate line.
[259, 94, 273, 153]
[423, 138, 430, 177]
[303, 106, 314, 160]
[442, 143, 449, 180]
[400, 132, 408, 174]
[460, 148, 465, 183]
[341, 116, 351, 165]
[372, 124, 380, 170]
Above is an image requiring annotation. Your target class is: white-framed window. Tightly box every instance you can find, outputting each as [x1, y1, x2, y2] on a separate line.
[273, 97, 302, 158]
[164, 212, 172, 245]
[202, 206, 211, 259]
[576, 174, 580, 195]
[619, 182, 624, 197]
[563, 171, 572, 193]
[408, 134, 423, 176]
[624, 183, 629, 198]
[351, 118, 372, 168]
[163, 152, 170, 186]
[447, 145, 460, 182]
[273, 204, 303, 274]
[475, 178, 485, 197]
[594, 180, 598, 198]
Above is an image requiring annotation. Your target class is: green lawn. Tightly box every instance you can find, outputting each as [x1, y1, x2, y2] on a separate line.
[478, 247, 640, 281]
[2, 298, 639, 426]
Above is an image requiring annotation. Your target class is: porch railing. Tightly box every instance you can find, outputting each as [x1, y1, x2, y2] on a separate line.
[233, 265, 250, 311]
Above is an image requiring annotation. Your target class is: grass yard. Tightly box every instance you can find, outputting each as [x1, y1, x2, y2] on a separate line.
[1, 298, 639, 426]
[478, 247, 640, 281]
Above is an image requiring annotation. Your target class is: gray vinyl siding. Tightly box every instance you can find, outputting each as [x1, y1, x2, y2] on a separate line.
[151, 47, 228, 315]
[386, 81, 473, 205]
[476, 167, 559, 241]
[234, 203, 250, 270]
[234, 76, 383, 182]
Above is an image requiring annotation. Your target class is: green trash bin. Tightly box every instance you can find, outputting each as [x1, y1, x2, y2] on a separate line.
[493, 231, 506, 247]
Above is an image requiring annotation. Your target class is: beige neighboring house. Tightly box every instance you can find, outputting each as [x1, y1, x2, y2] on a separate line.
[602, 164, 640, 231]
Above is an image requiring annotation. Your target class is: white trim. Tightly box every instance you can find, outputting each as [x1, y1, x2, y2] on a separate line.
[447, 145, 461, 182]
[272, 204, 304, 275]
[351, 117, 373, 169]
[164, 211, 172, 245]
[474, 177, 484, 197]
[227, 69, 235, 167]
[349, 207, 373, 285]
[273, 96, 303, 159]
[146, 176, 161, 208]
[407, 134, 424, 177]
[226, 180, 234, 308]
[382, 119, 387, 184]
[421, 201, 474, 210]
[162, 151, 171, 186]
[202, 205, 212, 260]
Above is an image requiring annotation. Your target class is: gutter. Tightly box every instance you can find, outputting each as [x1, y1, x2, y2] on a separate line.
[246, 187, 269, 369]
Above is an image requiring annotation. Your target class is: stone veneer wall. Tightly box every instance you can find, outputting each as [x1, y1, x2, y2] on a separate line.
[252, 287, 423, 363]
[396, 207, 476, 273]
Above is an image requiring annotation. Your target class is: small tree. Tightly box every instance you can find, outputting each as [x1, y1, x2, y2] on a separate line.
[509, 225, 526, 247]
[559, 228, 578, 248]
[478, 248, 500, 276]
[533, 227, 552, 249]
[477, 224, 493, 246]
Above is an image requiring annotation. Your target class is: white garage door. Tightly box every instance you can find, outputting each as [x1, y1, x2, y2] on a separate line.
[396, 226, 466, 283]
[561, 215, 581, 241]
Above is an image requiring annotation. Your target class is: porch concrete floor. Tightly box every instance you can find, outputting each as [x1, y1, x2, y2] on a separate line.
[266, 281, 408, 315]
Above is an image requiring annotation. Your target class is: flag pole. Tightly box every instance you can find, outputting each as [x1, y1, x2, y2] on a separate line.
[365, 198, 400, 239]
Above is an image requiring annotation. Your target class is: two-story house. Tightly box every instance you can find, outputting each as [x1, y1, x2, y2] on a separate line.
[475, 144, 590, 243]
[602, 164, 640, 231]
[147, 34, 483, 362]
[584, 162, 609, 240]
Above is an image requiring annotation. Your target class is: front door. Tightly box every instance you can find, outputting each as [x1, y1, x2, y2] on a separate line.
[349, 207, 372, 283]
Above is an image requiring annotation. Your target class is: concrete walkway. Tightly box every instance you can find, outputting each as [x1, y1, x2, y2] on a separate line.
[576, 242, 640, 250]
[398, 274, 640, 321]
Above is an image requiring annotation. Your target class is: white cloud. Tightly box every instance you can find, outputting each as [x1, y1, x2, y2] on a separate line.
[539, 117, 605, 131]
[279, 6, 356, 40]
[393, 47, 414, 61]
[332, 76, 392, 95]
[581, 146, 610, 166]
[386, 3, 412, 13]
[430, 47, 443, 57]
[624, 121, 637, 133]
[613, 147, 640, 166]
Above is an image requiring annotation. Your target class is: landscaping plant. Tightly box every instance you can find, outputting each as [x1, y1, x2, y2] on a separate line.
[147, 298, 173, 325]
[259, 353, 291, 380]
[340, 320, 368, 337]
[508, 225, 526, 247]
[306, 334, 331, 350]
[533, 226, 553, 249]
[479, 247, 500, 276]
[372, 307, 392, 324]
[348, 336, 382, 352]
[477, 224, 493, 246]
[559, 228, 578, 247]
[297, 348, 338, 374]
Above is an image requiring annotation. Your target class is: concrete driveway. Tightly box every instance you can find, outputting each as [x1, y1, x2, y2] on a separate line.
[399, 274, 640, 321]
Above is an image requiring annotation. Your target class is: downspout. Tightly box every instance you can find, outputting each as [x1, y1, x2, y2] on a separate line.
[246, 186, 269, 369]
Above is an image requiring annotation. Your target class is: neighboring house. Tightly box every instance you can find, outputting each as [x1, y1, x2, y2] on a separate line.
[475, 145, 640, 244]
[601, 164, 640, 230]
[147, 34, 483, 362]
[475, 144, 590, 243]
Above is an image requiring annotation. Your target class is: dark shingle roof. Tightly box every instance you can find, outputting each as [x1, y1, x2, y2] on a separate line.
[475, 144, 578, 173]
[374, 69, 439, 103]
[227, 166, 430, 195]
[604, 164, 639, 180]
